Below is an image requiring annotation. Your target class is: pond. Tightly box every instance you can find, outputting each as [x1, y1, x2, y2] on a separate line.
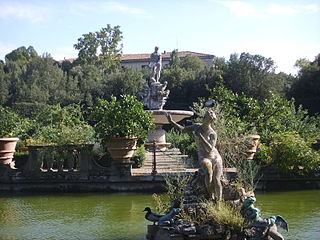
[0, 190, 319, 240]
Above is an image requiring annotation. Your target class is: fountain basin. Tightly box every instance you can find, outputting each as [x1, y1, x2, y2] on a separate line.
[146, 110, 194, 151]
[148, 110, 194, 125]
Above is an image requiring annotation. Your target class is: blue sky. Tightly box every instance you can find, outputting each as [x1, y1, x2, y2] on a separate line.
[0, 0, 319, 74]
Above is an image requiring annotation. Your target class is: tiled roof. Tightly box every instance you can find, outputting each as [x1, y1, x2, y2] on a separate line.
[121, 51, 214, 61]
[60, 51, 214, 63]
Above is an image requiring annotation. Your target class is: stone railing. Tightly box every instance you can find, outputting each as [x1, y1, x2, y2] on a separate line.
[20, 144, 110, 180]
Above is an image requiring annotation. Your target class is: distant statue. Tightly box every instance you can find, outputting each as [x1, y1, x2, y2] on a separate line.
[149, 46, 162, 82]
[137, 46, 169, 110]
[166, 107, 223, 203]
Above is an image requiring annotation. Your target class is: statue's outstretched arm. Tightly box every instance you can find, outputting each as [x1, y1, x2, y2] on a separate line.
[166, 113, 194, 133]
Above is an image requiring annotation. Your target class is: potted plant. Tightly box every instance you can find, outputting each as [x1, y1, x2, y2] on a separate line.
[0, 106, 20, 165]
[90, 95, 154, 162]
[243, 135, 260, 160]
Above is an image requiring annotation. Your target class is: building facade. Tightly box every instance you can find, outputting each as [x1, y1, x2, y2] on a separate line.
[120, 51, 215, 69]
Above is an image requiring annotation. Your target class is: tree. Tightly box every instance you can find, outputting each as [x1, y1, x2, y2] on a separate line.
[224, 53, 291, 100]
[3, 46, 39, 106]
[69, 64, 105, 106]
[5, 46, 38, 64]
[0, 60, 9, 105]
[289, 54, 320, 114]
[181, 54, 206, 72]
[104, 67, 145, 98]
[169, 49, 180, 67]
[74, 25, 123, 70]
[162, 55, 216, 110]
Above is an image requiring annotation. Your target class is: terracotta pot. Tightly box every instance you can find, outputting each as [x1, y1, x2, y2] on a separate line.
[106, 137, 138, 162]
[244, 135, 260, 160]
[0, 137, 19, 164]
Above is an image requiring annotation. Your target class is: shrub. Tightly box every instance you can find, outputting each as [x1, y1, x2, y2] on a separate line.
[262, 132, 320, 175]
[131, 145, 147, 168]
[26, 104, 95, 145]
[166, 128, 197, 160]
[0, 106, 32, 139]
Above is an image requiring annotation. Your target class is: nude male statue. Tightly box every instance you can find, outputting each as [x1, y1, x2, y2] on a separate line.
[149, 46, 162, 82]
[166, 109, 223, 203]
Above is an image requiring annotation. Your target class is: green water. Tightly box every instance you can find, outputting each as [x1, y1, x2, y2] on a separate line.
[0, 190, 319, 240]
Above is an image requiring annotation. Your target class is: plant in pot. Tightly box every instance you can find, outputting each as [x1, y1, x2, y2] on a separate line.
[90, 95, 154, 162]
[0, 106, 21, 165]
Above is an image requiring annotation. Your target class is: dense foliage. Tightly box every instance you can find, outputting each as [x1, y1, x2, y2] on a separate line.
[0, 24, 319, 174]
[26, 104, 95, 145]
[0, 106, 30, 138]
[258, 132, 320, 175]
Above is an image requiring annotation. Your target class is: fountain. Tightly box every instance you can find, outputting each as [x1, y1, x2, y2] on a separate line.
[144, 108, 289, 240]
[138, 46, 193, 150]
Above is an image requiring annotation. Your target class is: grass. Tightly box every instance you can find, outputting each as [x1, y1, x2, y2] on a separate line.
[181, 201, 246, 230]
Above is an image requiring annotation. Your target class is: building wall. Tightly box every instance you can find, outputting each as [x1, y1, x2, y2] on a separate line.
[120, 55, 214, 69]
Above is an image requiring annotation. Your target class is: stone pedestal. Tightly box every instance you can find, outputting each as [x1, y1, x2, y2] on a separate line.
[147, 125, 171, 151]
[111, 161, 133, 177]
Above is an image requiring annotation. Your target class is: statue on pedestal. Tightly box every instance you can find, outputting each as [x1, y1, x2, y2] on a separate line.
[137, 46, 169, 110]
[149, 46, 162, 82]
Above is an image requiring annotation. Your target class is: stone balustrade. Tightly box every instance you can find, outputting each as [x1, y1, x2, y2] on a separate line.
[19, 143, 110, 180]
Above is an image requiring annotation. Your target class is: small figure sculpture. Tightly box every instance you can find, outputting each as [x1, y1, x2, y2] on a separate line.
[158, 208, 180, 225]
[144, 207, 164, 225]
[166, 105, 223, 204]
[149, 46, 162, 82]
[241, 196, 288, 240]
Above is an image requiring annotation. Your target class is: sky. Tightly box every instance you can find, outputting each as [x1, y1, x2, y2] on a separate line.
[0, 0, 319, 74]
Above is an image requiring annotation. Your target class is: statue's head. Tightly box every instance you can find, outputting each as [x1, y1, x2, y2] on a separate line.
[154, 46, 159, 52]
[203, 109, 217, 123]
[243, 196, 256, 208]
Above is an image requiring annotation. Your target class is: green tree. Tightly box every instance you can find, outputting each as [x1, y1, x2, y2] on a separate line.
[169, 49, 180, 67]
[14, 54, 67, 105]
[74, 25, 123, 70]
[0, 60, 9, 105]
[69, 64, 105, 106]
[5, 46, 37, 63]
[4, 46, 39, 105]
[224, 53, 291, 100]
[104, 67, 145, 98]
[289, 54, 320, 114]
[181, 54, 206, 72]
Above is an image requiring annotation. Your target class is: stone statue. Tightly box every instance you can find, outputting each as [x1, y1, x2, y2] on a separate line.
[149, 46, 162, 82]
[241, 196, 288, 240]
[137, 46, 169, 110]
[166, 108, 223, 203]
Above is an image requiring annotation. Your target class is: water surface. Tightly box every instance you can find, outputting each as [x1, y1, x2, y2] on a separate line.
[0, 190, 319, 240]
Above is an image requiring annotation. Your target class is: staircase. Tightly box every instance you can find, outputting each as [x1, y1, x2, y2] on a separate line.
[131, 148, 197, 176]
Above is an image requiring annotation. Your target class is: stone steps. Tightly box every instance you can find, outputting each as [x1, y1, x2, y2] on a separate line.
[131, 149, 197, 176]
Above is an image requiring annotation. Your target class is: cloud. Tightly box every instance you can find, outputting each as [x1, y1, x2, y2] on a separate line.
[102, 1, 146, 15]
[217, 1, 260, 17]
[266, 4, 298, 15]
[216, 1, 319, 19]
[303, 4, 319, 12]
[243, 39, 320, 74]
[71, 0, 146, 16]
[0, 1, 50, 23]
